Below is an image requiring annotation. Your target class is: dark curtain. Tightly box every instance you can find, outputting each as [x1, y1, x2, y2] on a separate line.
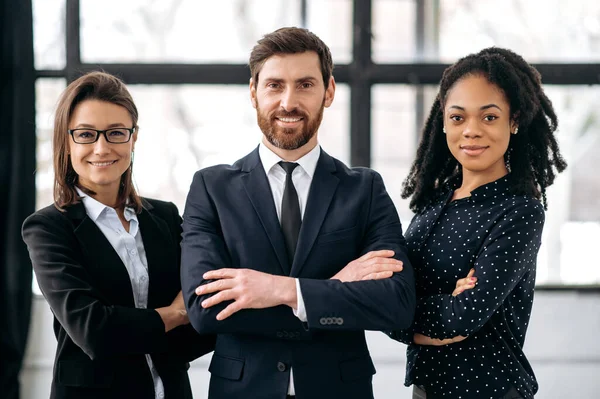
[0, 0, 36, 398]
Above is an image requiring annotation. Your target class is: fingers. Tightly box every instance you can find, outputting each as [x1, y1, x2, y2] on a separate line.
[201, 289, 236, 308]
[367, 257, 403, 266]
[452, 269, 477, 296]
[362, 271, 393, 281]
[203, 268, 239, 280]
[452, 280, 477, 296]
[362, 261, 403, 279]
[216, 302, 244, 321]
[451, 335, 467, 343]
[196, 278, 235, 296]
[364, 258, 403, 276]
[359, 250, 395, 261]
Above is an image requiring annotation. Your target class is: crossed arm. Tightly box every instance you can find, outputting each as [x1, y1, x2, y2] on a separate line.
[392, 203, 545, 347]
[22, 211, 213, 362]
[196, 249, 406, 320]
[181, 171, 415, 335]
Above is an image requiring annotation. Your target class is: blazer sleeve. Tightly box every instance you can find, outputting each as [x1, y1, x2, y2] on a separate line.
[162, 202, 215, 362]
[411, 201, 545, 339]
[180, 171, 312, 339]
[22, 211, 171, 361]
[298, 172, 417, 331]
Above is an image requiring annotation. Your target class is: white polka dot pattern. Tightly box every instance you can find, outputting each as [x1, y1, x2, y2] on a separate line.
[394, 176, 543, 399]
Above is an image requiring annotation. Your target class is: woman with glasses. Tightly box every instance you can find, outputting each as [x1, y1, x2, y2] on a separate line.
[22, 71, 214, 399]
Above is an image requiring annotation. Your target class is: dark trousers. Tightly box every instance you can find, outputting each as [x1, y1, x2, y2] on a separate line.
[413, 385, 524, 399]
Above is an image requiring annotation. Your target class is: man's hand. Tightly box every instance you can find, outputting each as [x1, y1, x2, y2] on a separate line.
[195, 269, 297, 321]
[452, 268, 477, 296]
[413, 333, 467, 346]
[331, 250, 403, 282]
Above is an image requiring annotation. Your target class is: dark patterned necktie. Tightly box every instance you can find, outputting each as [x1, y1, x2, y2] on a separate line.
[278, 161, 301, 266]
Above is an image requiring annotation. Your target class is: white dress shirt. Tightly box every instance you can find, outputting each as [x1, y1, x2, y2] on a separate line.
[258, 142, 319, 395]
[76, 188, 165, 399]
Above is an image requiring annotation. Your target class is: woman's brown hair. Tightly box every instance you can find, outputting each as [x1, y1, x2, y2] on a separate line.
[53, 71, 142, 212]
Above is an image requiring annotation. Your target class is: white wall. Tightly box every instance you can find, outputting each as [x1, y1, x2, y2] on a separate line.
[20, 292, 600, 399]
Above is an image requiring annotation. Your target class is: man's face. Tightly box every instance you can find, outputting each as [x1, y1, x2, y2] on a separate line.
[250, 51, 335, 150]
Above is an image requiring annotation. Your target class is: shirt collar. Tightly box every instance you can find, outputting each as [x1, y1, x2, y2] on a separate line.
[258, 141, 321, 179]
[75, 187, 137, 222]
[469, 174, 512, 202]
[446, 174, 512, 203]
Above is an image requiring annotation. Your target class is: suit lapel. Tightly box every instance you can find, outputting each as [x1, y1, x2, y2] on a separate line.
[241, 148, 290, 275]
[291, 151, 339, 276]
[136, 202, 175, 309]
[67, 203, 136, 307]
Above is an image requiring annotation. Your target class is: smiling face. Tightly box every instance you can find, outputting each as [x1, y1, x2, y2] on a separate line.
[250, 51, 335, 154]
[67, 99, 137, 197]
[444, 74, 517, 181]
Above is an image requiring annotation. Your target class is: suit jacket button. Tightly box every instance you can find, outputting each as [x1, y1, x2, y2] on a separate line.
[319, 317, 327, 325]
[276, 331, 283, 338]
[327, 317, 333, 325]
[277, 362, 287, 372]
[337, 317, 344, 325]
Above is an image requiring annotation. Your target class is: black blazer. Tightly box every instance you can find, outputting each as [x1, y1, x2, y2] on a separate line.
[22, 198, 215, 399]
[181, 148, 416, 399]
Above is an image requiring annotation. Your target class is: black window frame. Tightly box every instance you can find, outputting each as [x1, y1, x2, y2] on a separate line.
[33, 0, 600, 292]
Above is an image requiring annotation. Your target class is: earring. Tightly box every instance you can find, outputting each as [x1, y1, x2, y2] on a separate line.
[512, 127, 519, 135]
[505, 147, 512, 172]
[131, 151, 135, 167]
[443, 126, 447, 134]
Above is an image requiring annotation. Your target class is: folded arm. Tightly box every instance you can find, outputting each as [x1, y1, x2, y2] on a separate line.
[299, 172, 416, 331]
[22, 213, 174, 360]
[180, 171, 312, 339]
[412, 202, 545, 339]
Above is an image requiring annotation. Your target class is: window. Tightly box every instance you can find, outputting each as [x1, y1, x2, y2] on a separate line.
[127, 84, 349, 211]
[80, 0, 303, 63]
[439, 0, 600, 63]
[32, 0, 600, 289]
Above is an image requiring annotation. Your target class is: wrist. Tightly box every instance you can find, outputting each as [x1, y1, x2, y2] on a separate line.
[275, 276, 298, 309]
[156, 307, 186, 332]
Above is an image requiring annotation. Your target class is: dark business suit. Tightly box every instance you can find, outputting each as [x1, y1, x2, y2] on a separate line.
[22, 198, 215, 399]
[181, 147, 416, 399]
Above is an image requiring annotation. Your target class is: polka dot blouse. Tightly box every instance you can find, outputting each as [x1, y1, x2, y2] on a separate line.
[390, 175, 544, 399]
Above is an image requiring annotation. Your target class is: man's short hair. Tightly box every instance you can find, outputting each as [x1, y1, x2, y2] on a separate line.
[249, 27, 334, 89]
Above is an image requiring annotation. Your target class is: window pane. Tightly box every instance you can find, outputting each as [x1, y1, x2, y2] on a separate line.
[33, 0, 65, 69]
[439, 0, 600, 62]
[80, 0, 302, 63]
[34, 78, 67, 295]
[35, 79, 66, 210]
[372, 0, 416, 63]
[128, 84, 349, 212]
[536, 85, 600, 285]
[306, 0, 353, 64]
[371, 85, 418, 222]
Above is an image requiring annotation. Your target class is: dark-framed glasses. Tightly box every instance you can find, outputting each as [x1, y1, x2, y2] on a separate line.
[68, 127, 135, 144]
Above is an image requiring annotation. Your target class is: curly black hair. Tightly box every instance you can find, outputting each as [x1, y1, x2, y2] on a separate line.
[402, 47, 567, 213]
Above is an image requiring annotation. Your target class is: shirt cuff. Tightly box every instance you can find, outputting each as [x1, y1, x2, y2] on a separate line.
[293, 279, 308, 322]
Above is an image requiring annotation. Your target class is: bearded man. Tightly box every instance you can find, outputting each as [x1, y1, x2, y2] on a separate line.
[180, 27, 415, 399]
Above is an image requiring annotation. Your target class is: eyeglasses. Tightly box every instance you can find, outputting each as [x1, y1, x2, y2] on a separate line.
[68, 127, 135, 144]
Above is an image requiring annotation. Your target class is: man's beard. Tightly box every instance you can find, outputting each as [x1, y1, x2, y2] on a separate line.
[256, 99, 325, 150]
